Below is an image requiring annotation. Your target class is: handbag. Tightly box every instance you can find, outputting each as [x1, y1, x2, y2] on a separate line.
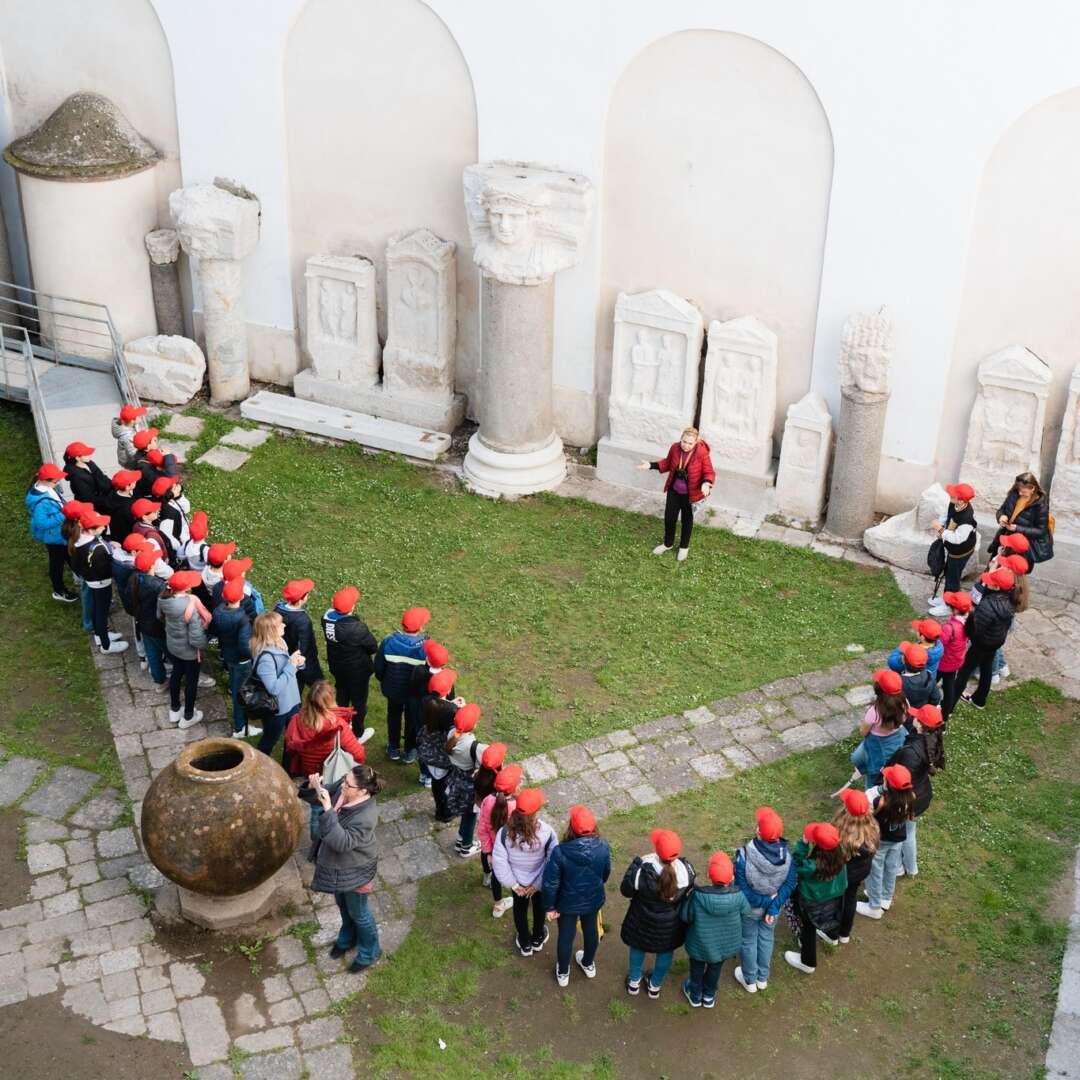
[238, 652, 281, 720]
[321, 729, 356, 787]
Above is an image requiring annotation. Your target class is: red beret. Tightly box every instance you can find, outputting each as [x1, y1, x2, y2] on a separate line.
[332, 586, 359, 614]
[401, 606, 431, 632]
[908, 703, 944, 729]
[119, 404, 148, 423]
[873, 669, 903, 695]
[282, 578, 315, 603]
[223, 557, 253, 581]
[168, 570, 201, 592]
[146, 448, 165, 467]
[62, 500, 89, 520]
[134, 546, 159, 573]
[981, 568, 1015, 590]
[515, 788, 545, 815]
[37, 463, 66, 482]
[122, 533, 148, 553]
[755, 806, 783, 842]
[651, 828, 681, 861]
[132, 427, 158, 450]
[944, 482, 975, 502]
[110, 469, 141, 490]
[454, 703, 480, 733]
[131, 499, 160, 518]
[424, 640, 449, 667]
[428, 669, 456, 697]
[188, 511, 209, 542]
[839, 788, 870, 816]
[708, 851, 734, 885]
[803, 822, 841, 850]
[65, 441, 95, 458]
[882, 763, 913, 790]
[494, 764, 522, 794]
[941, 590, 972, 613]
[568, 805, 596, 836]
[910, 618, 941, 641]
[481, 742, 506, 770]
[998, 532, 1030, 553]
[901, 642, 929, 668]
[79, 510, 109, 529]
[151, 475, 176, 498]
[997, 554, 1028, 575]
[222, 578, 245, 604]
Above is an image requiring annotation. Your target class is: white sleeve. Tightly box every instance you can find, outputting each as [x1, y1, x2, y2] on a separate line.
[941, 523, 974, 544]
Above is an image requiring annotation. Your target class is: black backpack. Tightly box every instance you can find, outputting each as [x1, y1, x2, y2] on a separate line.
[927, 538, 946, 593]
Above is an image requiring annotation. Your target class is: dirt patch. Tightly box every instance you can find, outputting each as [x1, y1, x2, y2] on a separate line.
[0, 810, 30, 908]
[1048, 847, 1078, 924]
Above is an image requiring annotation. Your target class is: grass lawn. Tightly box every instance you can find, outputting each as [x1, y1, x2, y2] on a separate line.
[341, 681, 1079, 1079]
[174, 408, 913, 779]
[0, 403, 115, 782]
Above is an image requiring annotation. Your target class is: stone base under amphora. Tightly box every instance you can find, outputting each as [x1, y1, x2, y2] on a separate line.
[176, 859, 306, 931]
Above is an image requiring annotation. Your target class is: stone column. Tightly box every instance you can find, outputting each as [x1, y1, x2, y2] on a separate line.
[460, 161, 593, 497]
[169, 182, 260, 404]
[144, 228, 184, 336]
[823, 311, 894, 540]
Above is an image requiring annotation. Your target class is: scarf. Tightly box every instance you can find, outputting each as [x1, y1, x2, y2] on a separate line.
[1009, 495, 1033, 523]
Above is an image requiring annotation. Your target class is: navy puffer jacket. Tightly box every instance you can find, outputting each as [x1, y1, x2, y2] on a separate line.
[541, 834, 611, 915]
[619, 854, 696, 953]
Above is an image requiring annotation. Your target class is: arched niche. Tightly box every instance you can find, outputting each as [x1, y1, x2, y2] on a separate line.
[940, 86, 1080, 488]
[598, 30, 834, 444]
[284, 0, 479, 404]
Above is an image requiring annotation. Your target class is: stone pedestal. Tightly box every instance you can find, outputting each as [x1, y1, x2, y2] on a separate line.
[177, 858, 304, 930]
[145, 228, 184, 337]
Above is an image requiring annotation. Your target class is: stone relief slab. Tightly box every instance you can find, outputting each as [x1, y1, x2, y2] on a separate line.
[960, 344, 1051, 514]
[607, 290, 704, 451]
[1052, 363, 1080, 537]
[463, 161, 593, 286]
[775, 392, 833, 525]
[304, 255, 379, 387]
[700, 316, 778, 477]
[383, 229, 456, 402]
[124, 335, 206, 405]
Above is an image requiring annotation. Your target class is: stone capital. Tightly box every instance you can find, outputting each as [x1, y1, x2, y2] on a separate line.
[169, 182, 260, 262]
[144, 228, 180, 265]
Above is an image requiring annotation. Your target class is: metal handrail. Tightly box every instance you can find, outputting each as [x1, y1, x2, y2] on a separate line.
[2, 322, 53, 461]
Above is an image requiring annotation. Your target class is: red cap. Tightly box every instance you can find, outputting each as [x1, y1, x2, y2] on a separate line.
[282, 578, 315, 604]
[839, 788, 870, 816]
[516, 788, 545, 815]
[454, 703, 480, 733]
[151, 475, 176, 498]
[122, 533, 149, 553]
[651, 828, 682, 861]
[568, 805, 596, 836]
[803, 822, 841, 850]
[189, 511, 209, 542]
[401, 606, 431, 633]
[708, 851, 735, 885]
[79, 510, 109, 529]
[119, 404, 147, 423]
[945, 482, 975, 502]
[909, 703, 944, 729]
[206, 541, 237, 566]
[494, 764, 522, 794]
[873, 669, 903, 695]
[168, 570, 201, 592]
[981, 568, 1015, 590]
[332, 586, 359, 614]
[428, 669, 456, 697]
[481, 743, 507, 770]
[424, 640, 449, 667]
[36, 463, 66, 482]
[222, 578, 245, 604]
[911, 618, 941, 641]
[901, 642, 929, 668]
[131, 498, 160, 518]
[65, 441, 95, 458]
[110, 469, 141, 490]
[997, 554, 1028, 575]
[146, 448, 165, 468]
[755, 806, 784, 842]
[134, 546, 159, 573]
[132, 427, 158, 450]
[942, 590, 973, 613]
[882, 763, 913, 790]
[62, 500, 89, 520]
[223, 557, 253, 581]
[998, 532, 1030, 553]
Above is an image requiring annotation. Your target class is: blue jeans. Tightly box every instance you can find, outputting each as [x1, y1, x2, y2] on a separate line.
[628, 947, 673, 988]
[739, 910, 776, 984]
[79, 580, 94, 632]
[850, 741, 867, 775]
[686, 959, 723, 1003]
[309, 804, 323, 845]
[866, 840, 903, 907]
[458, 806, 477, 847]
[142, 634, 167, 685]
[229, 660, 253, 733]
[257, 704, 298, 758]
[334, 890, 381, 967]
[901, 818, 918, 875]
[992, 649, 1006, 675]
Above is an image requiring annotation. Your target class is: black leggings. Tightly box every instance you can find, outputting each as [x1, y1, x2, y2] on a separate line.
[663, 489, 694, 550]
[46, 544, 69, 593]
[334, 670, 371, 731]
[951, 639, 998, 709]
[481, 852, 502, 902]
[838, 877, 863, 939]
[938, 670, 958, 720]
[794, 893, 818, 968]
[513, 892, 545, 950]
[170, 657, 201, 719]
[89, 585, 113, 650]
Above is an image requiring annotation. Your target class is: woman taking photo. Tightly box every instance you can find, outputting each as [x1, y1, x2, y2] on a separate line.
[989, 471, 1052, 567]
[636, 427, 715, 562]
[250, 610, 305, 758]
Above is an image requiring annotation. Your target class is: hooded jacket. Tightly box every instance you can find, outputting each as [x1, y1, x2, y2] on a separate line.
[734, 837, 797, 918]
[937, 615, 968, 673]
[322, 609, 378, 677]
[253, 645, 302, 716]
[25, 484, 65, 546]
[887, 640, 944, 680]
[792, 840, 848, 905]
[111, 418, 139, 469]
[680, 883, 751, 963]
[284, 707, 366, 777]
[541, 834, 611, 915]
[900, 669, 941, 709]
[374, 630, 428, 700]
[64, 458, 111, 512]
[967, 589, 1015, 649]
[990, 492, 1049, 552]
[652, 440, 716, 503]
[886, 726, 933, 817]
[619, 854, 696, 953]
[311, 796, 378, 893]
[492, 820, 557, 891]
[156, 592, 209, 660]
[208, 603, 252, 667]
[274, 602, 323, 686]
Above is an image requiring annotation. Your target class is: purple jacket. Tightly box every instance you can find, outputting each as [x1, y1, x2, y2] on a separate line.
[491, 821, 556, 890]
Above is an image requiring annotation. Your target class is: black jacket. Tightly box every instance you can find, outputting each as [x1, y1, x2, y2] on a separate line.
[104, 490, 135, 544]
[900, 669, 941, 709]
[887, 727, 933, 817]
[321, 610, 378, 677]
[967, 590, 1015, 649]
[70, 536, 112, 584]
[619, 855, 696, 953]
[844, 843, 875, 888]
[992, 491, 1049, 546]
[210, 578, 259, 621]
[126, 571, 166, 638]
[209, 604, 252, 667]
[275, 603, 323, 687]
[65, 459, 112, 513]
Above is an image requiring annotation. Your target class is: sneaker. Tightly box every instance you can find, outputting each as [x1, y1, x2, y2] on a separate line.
[651, 544, 672, 555]
[349, 955, 379, 974]
[52, 590, 78, 603]
[358, 727, 375, 744]
[492, 897, 513, 919]
[456, 841, 481, 858]
[168, 708, 182, 725]
[575, 950, 596, 979]
[242, 725, 262, 738]
[154, 681, 169, 692]
[880, 898, 893, 911]
[755, 981, 768, 991]
[403, 749, 418, 764]
[990, 674, 1001, 688]
[999, 664, 1011, 678]
[959, 694, 985, 710]
[100, 640, 129, 654]
[682, 980, 701, 1008]
[197, 673, 216, 689]
[646, 978, 661, 1000]
[816, 928, 839, 947]
[386, 747, 402, 762]
[517, 940, 533, 958]
[532, 927, 549, 952]
[702, 996, 716, 1009]
[482, 872, 492, 888]
[555, 965, 569, 988]
[676, 548, 689, 562]
[733, 966, 757, 994]
[838, 936, 851, 944]
[784, 950, 815, 974]
[626, 976, 640, 996]
[328, 943, 349, 959]
[895, 867, 905, 878]
[178, 710, 203, 730]
[418, 775, 432, 788]
[139, 660, 148, 671]
[856, 901, 883, 920]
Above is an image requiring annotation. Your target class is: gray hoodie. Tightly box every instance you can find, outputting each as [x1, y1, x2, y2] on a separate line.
[110, 418, 139, 469]
[156, 592, 209, 660]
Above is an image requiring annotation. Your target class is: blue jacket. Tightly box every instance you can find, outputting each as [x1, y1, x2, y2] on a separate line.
[887, 640, 944, 679]
[210, 604, 252, 667]
[374, 630, 428, 701]
[25, 485, 65, 546]
[253, 646, 301, 715]
[734, 838, 797, 918]
[541, 835, 611, 915]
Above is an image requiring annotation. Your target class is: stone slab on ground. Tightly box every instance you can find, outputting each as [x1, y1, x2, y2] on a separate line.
[161, 414, 204, 438]
[21, 767, 98, 818]
[196, 445, 251, 472]
[241, 390, 451, 462]
[0, 757, 44, 806]
[221, 425, 271, 449]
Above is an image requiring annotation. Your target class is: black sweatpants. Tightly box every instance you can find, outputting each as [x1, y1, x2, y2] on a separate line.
[481, 852, 502, 902]
[838, 876, 864, 940]
[333, 669, 372, 734]
[952, 639, 999, 709]
[170, 657, 201, 720]
[794, 893, 818, 968]
[46, 543, 69, 593]
[663, 489, 694, 550]
[89, 585, 113, 651]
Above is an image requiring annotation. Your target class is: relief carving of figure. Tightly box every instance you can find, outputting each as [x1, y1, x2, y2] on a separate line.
[628, 331, 660, 404]
[655, 334, 683, 410]
[318, 279, 356, 343]
[838, 311, 893, 395]
[790, 428, 820, 471]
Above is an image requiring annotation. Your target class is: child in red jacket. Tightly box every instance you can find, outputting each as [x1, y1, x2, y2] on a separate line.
[636, 427, 715, 562]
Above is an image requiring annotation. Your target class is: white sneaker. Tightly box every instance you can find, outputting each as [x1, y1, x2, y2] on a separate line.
[838, 937, 850, 945]
[991, 674, 1001, 688]
[197, 673, 216, 689]
[895, 867, 905, 878]
[816, 928, 839, 947]
[651, 544, 672, 556]
[241, 725, 262, 738]
[178, 710, 203, 730]
[100, 640, 129, 654]
[856, 901, 883, 920]
[733, 966, 757, 993]
[575, 949, 596, 978]
[492, 897, 513, 919]
[999, 664, 1011, 678]
[168, 709, 182, 725]
[555, 965, 569, 988]
[784, 950, 815, 974]
[756, 981, 768, 991]
[358, 727, 375, 744]
[880, 898, 892, 911]
[676, 548, 689, 562]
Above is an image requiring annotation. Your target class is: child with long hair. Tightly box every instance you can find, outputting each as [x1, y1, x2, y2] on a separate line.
[444, 703, 488, 857]
[620, 829, 696, 998]
[857, 764, 917, 919]
[829, 788, 880, 945]
[418, 669, 459, 822]
[784, 822, 848, 974]
[71, 510, 129, 655]
[61, 501, 94, 632]
[285, 680, 371, 778]
[474, 742, 507, 895]
[479, 763, 521, 918]
[491, 788, 556, 957]
[848, 670, 908, 789]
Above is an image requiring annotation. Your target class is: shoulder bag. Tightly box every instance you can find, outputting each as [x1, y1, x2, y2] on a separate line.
[321, 729, 356, 787]
[239, 651, 281, 720]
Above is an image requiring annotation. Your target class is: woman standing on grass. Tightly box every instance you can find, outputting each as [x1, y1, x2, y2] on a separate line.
[250, 610, 305, 758]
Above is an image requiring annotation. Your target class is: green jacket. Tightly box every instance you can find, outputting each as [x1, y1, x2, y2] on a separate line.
[679, 883, 750, 963]
[793, 840, 848, 904]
